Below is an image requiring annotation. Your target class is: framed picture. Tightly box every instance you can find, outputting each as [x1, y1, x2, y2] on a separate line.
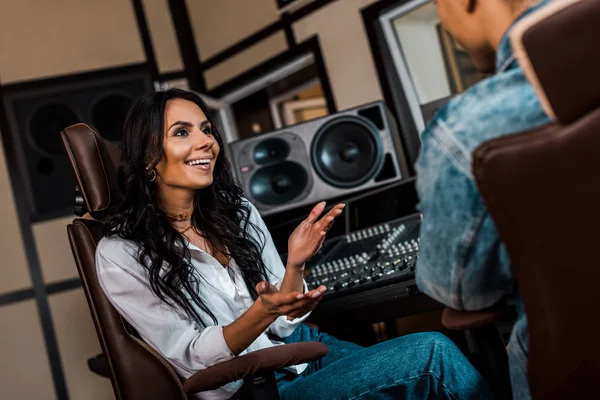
[436, 24, 490, 94]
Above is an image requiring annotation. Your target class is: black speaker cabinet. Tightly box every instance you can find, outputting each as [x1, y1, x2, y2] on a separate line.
[230, 101, 409, 216]
[2, 66, 153, 220]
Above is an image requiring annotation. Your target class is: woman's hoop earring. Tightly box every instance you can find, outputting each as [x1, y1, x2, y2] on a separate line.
[147, 168, 156, 182]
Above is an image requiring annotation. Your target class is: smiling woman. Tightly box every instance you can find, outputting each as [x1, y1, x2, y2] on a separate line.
[95, 88, 491, 400]
[156, 99, 220, 198]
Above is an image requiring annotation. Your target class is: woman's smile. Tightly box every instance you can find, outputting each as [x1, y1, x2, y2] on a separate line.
[184, 156, 214, 171]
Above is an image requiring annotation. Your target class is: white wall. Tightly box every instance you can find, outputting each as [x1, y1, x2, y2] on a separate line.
[186, 0, 281, 60]
[142, 0, 184, 73]
[204, 32, 289, 90]
[394, 20, 451, 104]
[0, 0, 145, 84]
[293, 0, 384, 110]
[188, 0, 386, 108]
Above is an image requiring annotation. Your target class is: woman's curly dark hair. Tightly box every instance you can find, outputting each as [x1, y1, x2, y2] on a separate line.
[105, 88, 269, 326]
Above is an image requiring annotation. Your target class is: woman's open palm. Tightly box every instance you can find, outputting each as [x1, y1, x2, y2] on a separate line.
[287, 202, 345, 268]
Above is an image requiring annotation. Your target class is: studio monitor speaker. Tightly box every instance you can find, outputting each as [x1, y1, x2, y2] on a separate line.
[2, 65, 153, 220]
[230, 101, 409, 216]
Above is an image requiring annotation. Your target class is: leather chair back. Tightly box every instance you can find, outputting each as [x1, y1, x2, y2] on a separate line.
[61, 124, 188, 400]
[472, 1, 600, 398]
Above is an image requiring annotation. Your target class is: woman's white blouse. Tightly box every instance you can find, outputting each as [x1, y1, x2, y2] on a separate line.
[96, 201, 309, 400]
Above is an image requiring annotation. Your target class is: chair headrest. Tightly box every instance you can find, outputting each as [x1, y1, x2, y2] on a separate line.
[510, 0, 600, 124]
[61, 123, 122, 220]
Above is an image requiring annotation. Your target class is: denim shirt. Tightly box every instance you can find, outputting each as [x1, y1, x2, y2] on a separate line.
[414, 2, 552, 399]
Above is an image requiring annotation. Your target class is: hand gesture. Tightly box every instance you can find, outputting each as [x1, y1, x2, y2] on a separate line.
[256, 281, 327, 319]
[287, 202, 345, 268]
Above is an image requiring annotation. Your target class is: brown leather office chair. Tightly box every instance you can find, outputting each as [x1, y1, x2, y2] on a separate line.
[445, 0, 600, 399]
[60, 123, 328, 400]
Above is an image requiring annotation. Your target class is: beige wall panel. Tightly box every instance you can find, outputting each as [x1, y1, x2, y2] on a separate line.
[204, 32, 288, 90]
[0, 0, 145, 84]
[186, 0, 280, 60]
[0, 300, 55, 399]
[143, 0, 184, 73]
[0, 139, 31, 293]
[50, 289, 114, 399]
[293, 0, 383, 110]
[33, 215, 78, 284]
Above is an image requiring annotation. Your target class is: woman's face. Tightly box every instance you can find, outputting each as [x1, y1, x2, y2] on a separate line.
[154, 98, 220, 193]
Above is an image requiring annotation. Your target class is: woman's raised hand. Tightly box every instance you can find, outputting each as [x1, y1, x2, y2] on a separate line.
[255, 281, 327, 320]
[223, 280, 327, 355]
[287, 202, 345, 269]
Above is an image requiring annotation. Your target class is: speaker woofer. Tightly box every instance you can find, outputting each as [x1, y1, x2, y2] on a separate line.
[253, 137, 290, 165]
[311, 116, 383, 188]
[250, 161, 308, 205]
[29, 103, 80, 155]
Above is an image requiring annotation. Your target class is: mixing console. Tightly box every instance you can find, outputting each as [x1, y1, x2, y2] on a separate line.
[304, 213, 422, 300]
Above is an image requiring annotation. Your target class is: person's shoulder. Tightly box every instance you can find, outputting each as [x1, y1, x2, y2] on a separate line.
[240, 197, 252, 208]
[430, 68, 548, 152]
[240, 197, 259, 218]
[96, 235, 139, 263]
[448, 68, 538, 118]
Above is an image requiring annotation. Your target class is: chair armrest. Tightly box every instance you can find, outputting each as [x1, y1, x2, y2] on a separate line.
[442, 307, 504, 330]
[183, 342, 328, 394]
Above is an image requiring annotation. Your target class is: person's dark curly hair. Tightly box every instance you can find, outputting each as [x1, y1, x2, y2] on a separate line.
[105, 88, 269, 326]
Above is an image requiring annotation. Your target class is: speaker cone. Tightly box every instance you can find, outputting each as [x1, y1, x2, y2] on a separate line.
[311, 116, 383, 188]
[253, 138, 290, 165]
[250, 161, 308, 205]
[29, 103, 80, 155]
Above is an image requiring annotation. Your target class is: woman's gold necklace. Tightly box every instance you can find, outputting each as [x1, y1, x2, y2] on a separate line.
[163, 209, 194, 235]
[165, 210, 193, 222]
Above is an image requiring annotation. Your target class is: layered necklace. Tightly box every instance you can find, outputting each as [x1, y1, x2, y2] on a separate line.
[164, 210, 193, 222]
[164, 209, 194, 235]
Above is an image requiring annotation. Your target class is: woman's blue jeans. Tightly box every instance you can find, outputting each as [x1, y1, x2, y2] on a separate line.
[275, 325, 492, 400]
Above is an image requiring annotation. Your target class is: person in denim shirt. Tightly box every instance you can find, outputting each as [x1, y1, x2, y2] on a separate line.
[415, 0, 553, 399]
